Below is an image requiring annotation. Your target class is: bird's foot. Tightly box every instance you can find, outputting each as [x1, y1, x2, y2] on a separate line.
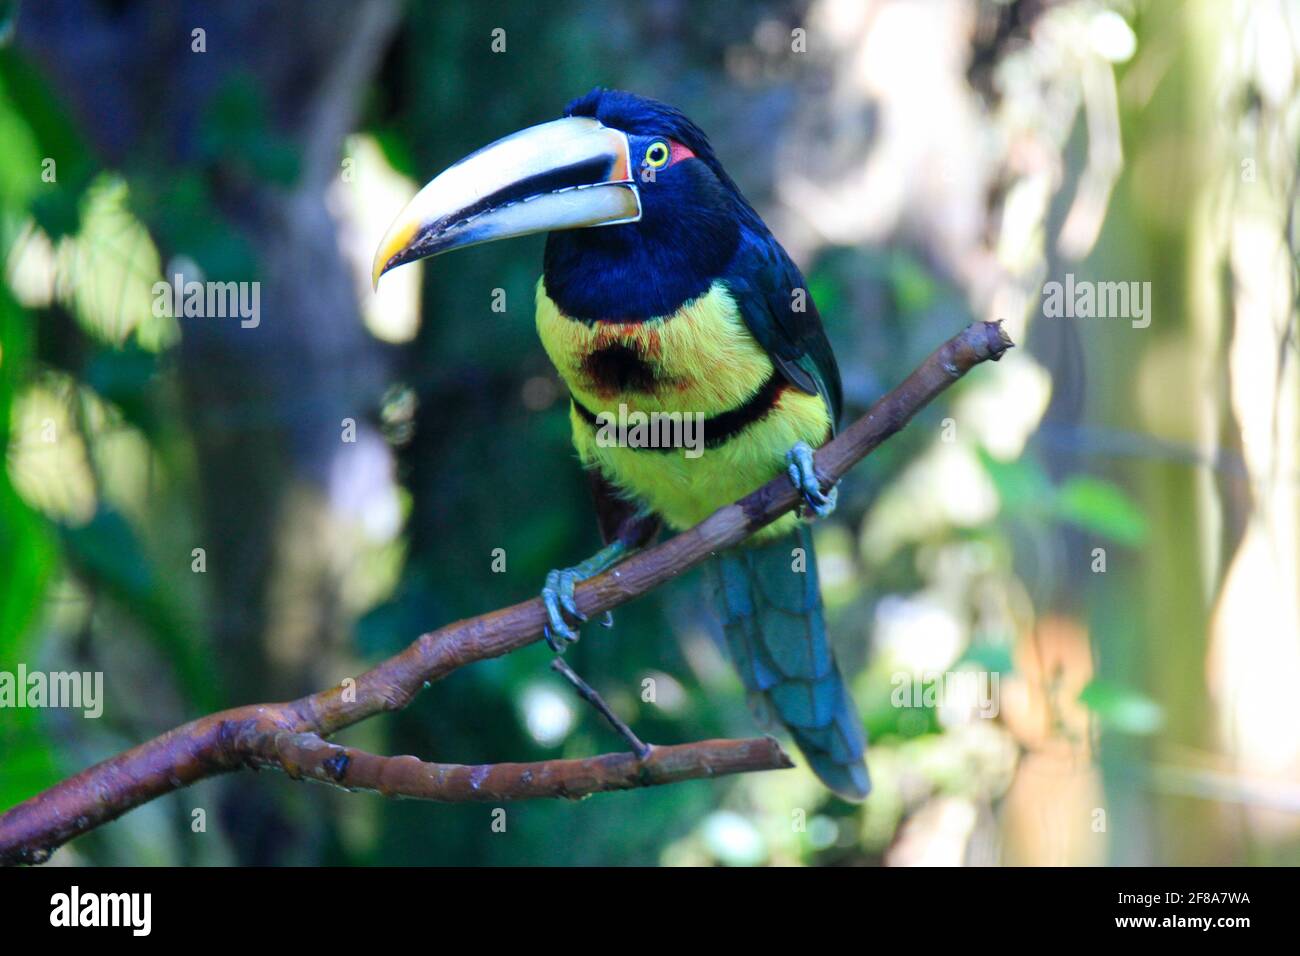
[542, 567, 586, 651]
[541, 540, 629, 652]
[786, 441, 838, 518]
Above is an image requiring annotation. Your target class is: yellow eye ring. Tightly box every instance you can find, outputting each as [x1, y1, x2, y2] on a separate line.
[644, 140, 670, 169]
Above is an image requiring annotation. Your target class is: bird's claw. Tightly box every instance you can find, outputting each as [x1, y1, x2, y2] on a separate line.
[539, 539, 632, 651]
[542, 567, 587, 652]
[786, 441, 838, 518]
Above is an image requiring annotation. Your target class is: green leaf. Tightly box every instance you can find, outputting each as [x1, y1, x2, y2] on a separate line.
[1056, 476, 1148, 546]
[861, 674, 942, 741]
[0, 712, 62, 812]
[888, 252, 937, 314]
[0, 271, 60, 810]
[83, 344, 162, 433]
[0, 50, 98, 233]
[0, 81, 42, 211]
[1078, 679, 1163, 734]
[979, 449, 1055, 510]
[0, 285, 56, 663]
[959, 642, 1015, 675]
[373, 127, 418, 180]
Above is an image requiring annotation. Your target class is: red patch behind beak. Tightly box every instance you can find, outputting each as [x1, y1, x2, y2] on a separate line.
[669, 139, 696, 165]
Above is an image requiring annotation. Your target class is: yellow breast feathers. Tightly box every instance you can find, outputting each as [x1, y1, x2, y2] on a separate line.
[535, 279, 777, 416]
[534, 278, 832, 535]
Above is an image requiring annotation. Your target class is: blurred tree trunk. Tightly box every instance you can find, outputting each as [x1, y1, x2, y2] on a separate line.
[18, 0, 399, 864]
[1090, 0, 1231, 865]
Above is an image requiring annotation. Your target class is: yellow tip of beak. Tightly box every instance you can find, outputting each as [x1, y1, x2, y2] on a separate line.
[371, 220, 419, 291]
[369, 116, 640, 291]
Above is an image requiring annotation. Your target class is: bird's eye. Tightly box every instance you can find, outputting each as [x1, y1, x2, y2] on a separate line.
[644, 140, 670, 169]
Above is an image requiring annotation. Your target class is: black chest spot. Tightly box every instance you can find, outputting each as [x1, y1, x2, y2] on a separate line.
[581, 344, 663, 396]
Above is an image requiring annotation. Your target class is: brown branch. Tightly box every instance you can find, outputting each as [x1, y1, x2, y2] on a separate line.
[0, 321, 1012, 865]
[258, 732, 791, 801]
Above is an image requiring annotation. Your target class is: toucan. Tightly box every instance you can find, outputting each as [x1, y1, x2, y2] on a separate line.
[373, 89, 869, 799]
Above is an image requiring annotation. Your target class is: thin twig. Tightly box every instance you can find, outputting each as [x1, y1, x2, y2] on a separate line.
[551, 658, 651, 759]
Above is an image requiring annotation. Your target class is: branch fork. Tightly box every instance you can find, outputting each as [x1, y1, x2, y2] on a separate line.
[0, 321, 1011, 865]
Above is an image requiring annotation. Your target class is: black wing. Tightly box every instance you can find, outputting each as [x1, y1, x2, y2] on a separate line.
[722, 229, 843, 430]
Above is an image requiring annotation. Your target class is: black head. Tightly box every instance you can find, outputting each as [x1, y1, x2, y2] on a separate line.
[373, 88, 753, 320]
[543, 89, 746, 321]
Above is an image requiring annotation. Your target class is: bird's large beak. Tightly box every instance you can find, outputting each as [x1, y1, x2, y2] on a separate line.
[372, 117, 640, 287]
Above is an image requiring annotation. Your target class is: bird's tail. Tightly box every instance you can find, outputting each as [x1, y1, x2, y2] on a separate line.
[705, 524, 870, 800]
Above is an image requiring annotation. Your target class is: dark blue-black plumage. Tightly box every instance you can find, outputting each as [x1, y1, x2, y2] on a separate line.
[542, 88, 842, 426]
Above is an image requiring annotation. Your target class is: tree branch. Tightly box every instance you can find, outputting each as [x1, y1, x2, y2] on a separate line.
[257, 732, 792, 801]
[0, 321, 1012, 865]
